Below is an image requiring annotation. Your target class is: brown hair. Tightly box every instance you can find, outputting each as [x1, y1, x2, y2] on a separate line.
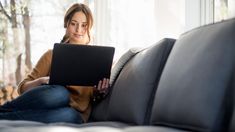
[61, 3, 93, 43]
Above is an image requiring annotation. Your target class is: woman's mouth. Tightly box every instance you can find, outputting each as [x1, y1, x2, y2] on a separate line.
[74, 34, 83, 39]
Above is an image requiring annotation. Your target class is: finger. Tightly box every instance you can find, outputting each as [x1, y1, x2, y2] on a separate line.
[101, 78, 106, 90]
[104, 79, 109, 92]
[101, 79, 108, 91]
[97, 80, 102, 91]
[105, 79, 110, 88]
[44, 77, 49, 84]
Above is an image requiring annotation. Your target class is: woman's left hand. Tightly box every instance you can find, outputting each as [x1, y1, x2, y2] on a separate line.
[94, 78, 110, 94]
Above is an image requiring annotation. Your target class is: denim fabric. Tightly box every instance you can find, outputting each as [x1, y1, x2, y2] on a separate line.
[0, 85, 83, 124]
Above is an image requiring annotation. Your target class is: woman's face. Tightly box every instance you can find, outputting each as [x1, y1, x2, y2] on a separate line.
[67, 11, 89, 45]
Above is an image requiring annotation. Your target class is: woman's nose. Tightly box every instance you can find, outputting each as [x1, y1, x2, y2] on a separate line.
[76, 25, 82, 33]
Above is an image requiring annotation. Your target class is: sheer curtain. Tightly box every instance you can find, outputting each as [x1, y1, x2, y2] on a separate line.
[92, 0, 185, 61]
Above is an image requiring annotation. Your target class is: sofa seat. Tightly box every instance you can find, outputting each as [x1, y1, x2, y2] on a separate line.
[0, 125, 190, 132]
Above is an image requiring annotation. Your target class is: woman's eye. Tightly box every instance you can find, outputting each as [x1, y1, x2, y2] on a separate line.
[70, 23, 76, 26]
[82, 24, 87, 28]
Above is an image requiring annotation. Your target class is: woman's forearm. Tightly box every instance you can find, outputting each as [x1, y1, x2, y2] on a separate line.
[20, 77, 49, 93]
[20, 79, 42, 93]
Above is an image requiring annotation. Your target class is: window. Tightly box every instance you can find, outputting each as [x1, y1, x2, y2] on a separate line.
[0, 0, 201, 85]
[92, 0, 185, 61]
[214, 0, 235, 22]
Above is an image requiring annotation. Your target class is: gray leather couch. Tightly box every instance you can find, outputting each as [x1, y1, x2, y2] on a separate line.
[0, 18, 235, 132]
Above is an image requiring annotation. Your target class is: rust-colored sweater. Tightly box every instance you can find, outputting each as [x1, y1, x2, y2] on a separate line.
[18, 50, 94, 122]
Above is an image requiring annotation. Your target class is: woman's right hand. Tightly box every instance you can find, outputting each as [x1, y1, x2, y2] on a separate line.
[94, 78, 110, 94]
[38, 76, 50, 85]
[92, 78, 110, 102]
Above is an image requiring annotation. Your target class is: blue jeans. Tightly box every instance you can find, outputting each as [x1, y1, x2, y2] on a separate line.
[0, 85, 83, 124]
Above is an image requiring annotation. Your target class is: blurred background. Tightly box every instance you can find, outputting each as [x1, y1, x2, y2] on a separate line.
[0, 0, 234, 104]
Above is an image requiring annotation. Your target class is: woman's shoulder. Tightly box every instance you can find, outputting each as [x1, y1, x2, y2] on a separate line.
[41, 49, 53, 58]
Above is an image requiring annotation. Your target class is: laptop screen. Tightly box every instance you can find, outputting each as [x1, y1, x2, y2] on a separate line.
[49, 43, 115, 86]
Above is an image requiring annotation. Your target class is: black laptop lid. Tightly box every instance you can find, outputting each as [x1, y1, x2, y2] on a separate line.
[49, 43, 115, 86]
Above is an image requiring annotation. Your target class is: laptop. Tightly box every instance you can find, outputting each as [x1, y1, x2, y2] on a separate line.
[49, 43, 115, 86]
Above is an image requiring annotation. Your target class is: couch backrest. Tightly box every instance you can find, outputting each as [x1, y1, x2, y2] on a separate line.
[150, 18, 235, 132]
[91, 48, 143, 121]
[109, 48, 144, 86]
[91, 38, 176, 125]
[107, 38, 175, 125]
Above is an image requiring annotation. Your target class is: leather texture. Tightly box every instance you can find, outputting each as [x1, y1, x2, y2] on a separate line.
[91, 39, 175, 123]
[151, 18, 235, 132]
[91, 48, 144, 121]
[107, 38, 175, 125]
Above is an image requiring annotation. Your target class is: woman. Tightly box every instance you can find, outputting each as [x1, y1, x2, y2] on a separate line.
[0, 3, 109, 124]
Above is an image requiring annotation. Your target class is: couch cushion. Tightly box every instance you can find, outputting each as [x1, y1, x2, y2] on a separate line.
[107, 38, 175, 125]
[151, 18, 235, 131]
[0, 126, 189, 132]
[91, 48, 143, 121]
[110, 48, 144, 86]
[123, 126, 189, 132]
[0, 120, 45, 128]
[76, 121, 129, 128]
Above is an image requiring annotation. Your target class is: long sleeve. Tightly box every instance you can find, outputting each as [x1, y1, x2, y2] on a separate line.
[17, 50, 53, 94]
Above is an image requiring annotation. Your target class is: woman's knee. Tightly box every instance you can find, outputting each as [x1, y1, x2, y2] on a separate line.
[26, 85, 69, 98]
[20, 85, 70, 108]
